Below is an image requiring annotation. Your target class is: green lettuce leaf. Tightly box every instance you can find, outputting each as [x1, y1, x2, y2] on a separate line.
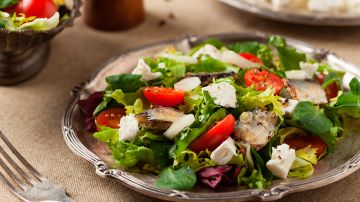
[155, 167, 197, 190]
[268, 35, 306, 71]
[240, 169, 271, 189]
[93, 126, 119, 144]
[109, 141, 155, 168]
[173, 150, 216, 172]
[322, 70, 344, 90]
[187, 55, 228, 73]
[106, 74, 146, 93]
[296, 146, 318, 164]
[0, 0, 18, 9]
[147, 57, 186, 87]
[288, 156, 314, 179]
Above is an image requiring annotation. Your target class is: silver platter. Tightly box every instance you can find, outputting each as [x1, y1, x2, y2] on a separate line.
[220, 0, 360, 26]
[62, 33, 360, 201]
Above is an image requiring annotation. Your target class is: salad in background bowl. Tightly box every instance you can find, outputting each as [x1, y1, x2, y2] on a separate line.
[0, 0, 81, 85]
[76, 34, 360, 193]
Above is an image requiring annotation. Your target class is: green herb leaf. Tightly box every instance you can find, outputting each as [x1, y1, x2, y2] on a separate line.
[155, 167, 197, 190]
[268, 35, 306, 71]
[0, 0, 18, 9]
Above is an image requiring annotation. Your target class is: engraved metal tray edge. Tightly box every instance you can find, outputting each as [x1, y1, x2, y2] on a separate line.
[62, 32, 360, 201]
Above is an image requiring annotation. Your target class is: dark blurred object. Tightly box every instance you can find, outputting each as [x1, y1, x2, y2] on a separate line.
[0, 1, 82, 85]
[84, 0, 145, 31]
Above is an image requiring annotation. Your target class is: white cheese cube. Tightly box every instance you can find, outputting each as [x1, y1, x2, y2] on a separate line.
[299, 61, 318, 79]
[174, 77, 201, 92]
[210, 138, 237, 165]
[266, 144, 296, 179]
[163, 114, 195, 139]
[202, 82, 237, 108]
[192, 44, 222, 60]
[281, 98, 299, 114]
[119, 114, 140, 142]
[132, 59, 162, 81]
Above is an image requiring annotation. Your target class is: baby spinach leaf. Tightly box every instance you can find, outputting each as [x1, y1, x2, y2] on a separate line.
[155, 167, 197, 190]
[322, 70, 344, 90]
[268, 35, 306, 71]
[333, 78, 360, 118]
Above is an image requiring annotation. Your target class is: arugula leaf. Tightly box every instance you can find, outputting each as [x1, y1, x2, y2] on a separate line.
[0, 0, 18, 9]
[106, 74, 146, 93]
[155, 167, 197, 190]
[268, 35, 306, 71]
[171, 109, 226, 157]
[228, 41, 274, 67]
[291, 101, 336, 152]
[109, 141, 155, 168]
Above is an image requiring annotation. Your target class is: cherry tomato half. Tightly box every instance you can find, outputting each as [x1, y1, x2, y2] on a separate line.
[95, 108, 126, 129]
[143, 87, 185, 107]
[244, 68, 283, 95]
[16, 0, 58, 18]
[189, 114, 235, 153]
[284, 135, 327, 157]
[240, 53, 263, 64]
[315, 74, 340, 100]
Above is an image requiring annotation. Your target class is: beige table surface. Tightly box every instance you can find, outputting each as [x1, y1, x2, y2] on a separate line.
[1, 0, 360, 201]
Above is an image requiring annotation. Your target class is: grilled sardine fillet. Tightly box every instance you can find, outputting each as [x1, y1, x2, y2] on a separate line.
[283, 79, 328, 104]
[235, 109, 279, 150]
[184, 72, 236, 86]
[135, 107, 184, 130]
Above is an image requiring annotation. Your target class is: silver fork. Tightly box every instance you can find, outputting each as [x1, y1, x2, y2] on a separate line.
[0, 131, 73, 202]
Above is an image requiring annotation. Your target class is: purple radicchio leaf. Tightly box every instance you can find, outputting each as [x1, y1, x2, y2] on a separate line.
[77, 92, 103, 132]
[197, 165, 241, 189]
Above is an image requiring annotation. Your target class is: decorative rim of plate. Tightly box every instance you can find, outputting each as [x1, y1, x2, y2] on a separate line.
[62, 32, 360, 201]
[220, 0, 360, 26]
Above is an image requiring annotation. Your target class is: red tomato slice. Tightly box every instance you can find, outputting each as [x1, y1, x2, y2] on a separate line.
[16, 0, 58, 18]
[244, 68, 283, 95]
[189, 114, 235, 153]
[143, 87, 185, 107]
[240, 53, 263, 64]
[95, 108, 126, 129]
[315, 74, 339, 100]
[284, 135, 327, 157]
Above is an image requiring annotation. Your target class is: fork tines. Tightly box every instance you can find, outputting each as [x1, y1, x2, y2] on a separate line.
[0, 131, 45, 195]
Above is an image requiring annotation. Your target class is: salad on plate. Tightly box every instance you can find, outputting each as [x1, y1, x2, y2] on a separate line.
[78, 35, 360, 191]
[0, 0, 73, 31]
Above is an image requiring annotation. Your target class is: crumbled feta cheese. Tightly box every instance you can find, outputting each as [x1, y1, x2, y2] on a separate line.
[132, 59, 162, 81]
[285, 70, 307, 80]
[161, 53, 198, 64]
[202, 82, 237, 108]
[299, 61, 318, 79]
[266, 144, 296, 179]
[158, 62, 166, 69]
[221, 50, 259, 68]
[308, 0, 345, 12]
[164, 114, 195, 139]
[192, 44, 222, 60]
[174, 77, 201, 91]
[119, 114, 140, 142]
[281, 98, 299, 114]
[210, 138, 237, 165]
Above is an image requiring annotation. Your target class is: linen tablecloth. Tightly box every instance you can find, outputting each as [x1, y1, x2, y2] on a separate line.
[1, 0, 360, 201]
